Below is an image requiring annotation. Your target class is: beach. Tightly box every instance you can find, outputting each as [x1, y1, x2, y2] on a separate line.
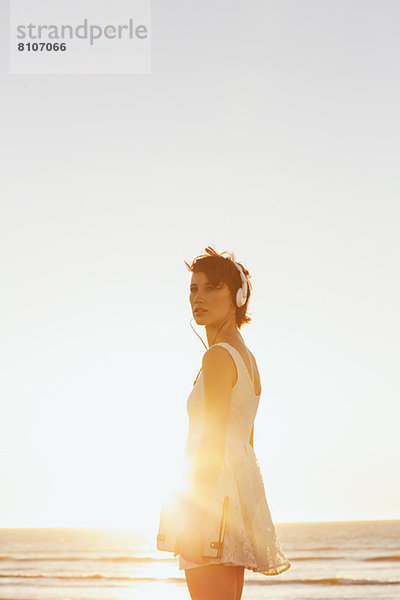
[0, 519, 399, 600]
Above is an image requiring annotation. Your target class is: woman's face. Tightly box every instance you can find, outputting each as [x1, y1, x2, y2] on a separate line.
[189, 271, 234, 326]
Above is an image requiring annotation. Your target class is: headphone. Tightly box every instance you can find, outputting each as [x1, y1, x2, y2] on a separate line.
[228, 257, 248, 308]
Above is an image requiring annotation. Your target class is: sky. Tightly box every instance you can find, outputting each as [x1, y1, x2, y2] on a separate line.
[1, 1, 399, 540]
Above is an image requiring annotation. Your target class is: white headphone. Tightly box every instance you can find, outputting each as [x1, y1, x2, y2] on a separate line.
[229, 257, 248, 308]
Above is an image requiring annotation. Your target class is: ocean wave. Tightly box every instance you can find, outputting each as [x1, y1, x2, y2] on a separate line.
[1, 573, 399, 586]
[244, 577, 400, 586]
[364, 554, 400, 562]
[0, 573, 183, 583]
[291, 555, 343, 561]
[0, 555, 168, 563]
[304, 546, 337, 550]
[0, 554, 345, 563]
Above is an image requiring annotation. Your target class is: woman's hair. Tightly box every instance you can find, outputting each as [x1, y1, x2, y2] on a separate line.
[184, 246, 252, 329]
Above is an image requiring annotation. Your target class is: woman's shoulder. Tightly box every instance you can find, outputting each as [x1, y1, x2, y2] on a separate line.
[202, 343, 236, 369]
[202, 344, 237, 387]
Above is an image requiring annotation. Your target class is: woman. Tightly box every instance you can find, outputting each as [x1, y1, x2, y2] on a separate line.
[176, 246, 291, 600]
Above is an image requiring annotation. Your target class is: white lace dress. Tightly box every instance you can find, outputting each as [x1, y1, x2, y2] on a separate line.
[177, 342, 291, 576]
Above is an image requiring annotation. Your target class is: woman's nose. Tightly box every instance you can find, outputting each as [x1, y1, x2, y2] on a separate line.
[193, 290, 205, 303]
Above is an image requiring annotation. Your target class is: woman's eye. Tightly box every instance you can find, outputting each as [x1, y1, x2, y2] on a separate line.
[190, 285, 213, 292]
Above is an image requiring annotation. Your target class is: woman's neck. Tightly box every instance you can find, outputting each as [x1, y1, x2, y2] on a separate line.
[205, 322, 243, 348]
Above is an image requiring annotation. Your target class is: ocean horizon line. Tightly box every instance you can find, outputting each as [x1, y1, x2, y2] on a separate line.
[1, 516, 399, 530]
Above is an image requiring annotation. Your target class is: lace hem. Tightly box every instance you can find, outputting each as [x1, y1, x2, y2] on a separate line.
[179, 554, 291, 576]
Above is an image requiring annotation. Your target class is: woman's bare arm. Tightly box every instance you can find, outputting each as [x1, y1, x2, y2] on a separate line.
[190, 346, 235, 514]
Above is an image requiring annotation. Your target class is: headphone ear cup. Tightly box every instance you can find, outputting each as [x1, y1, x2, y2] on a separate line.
[236, 289, 245, 307]
[229, 257, 248, 307]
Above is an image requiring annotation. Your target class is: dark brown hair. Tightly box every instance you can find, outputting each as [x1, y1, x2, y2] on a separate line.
[184, 246, 252, 329]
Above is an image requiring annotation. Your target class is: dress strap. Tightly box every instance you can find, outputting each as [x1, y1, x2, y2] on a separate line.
[212, 342, 254, 389]
[210, 343, 240, 382]
[244, 346, 254, 387]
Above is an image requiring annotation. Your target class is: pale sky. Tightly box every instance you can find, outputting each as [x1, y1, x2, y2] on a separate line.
[1, 1, 399, 539]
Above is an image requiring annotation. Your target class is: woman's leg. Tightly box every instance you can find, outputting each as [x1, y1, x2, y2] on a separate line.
[185, 565, 238, 600]
[235, 566, 245, 600]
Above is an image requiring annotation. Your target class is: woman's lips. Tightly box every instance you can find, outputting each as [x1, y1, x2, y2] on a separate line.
[194, 309, 207, 314]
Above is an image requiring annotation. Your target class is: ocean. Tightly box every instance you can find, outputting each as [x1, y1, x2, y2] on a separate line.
[0, 520, 399, 600]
